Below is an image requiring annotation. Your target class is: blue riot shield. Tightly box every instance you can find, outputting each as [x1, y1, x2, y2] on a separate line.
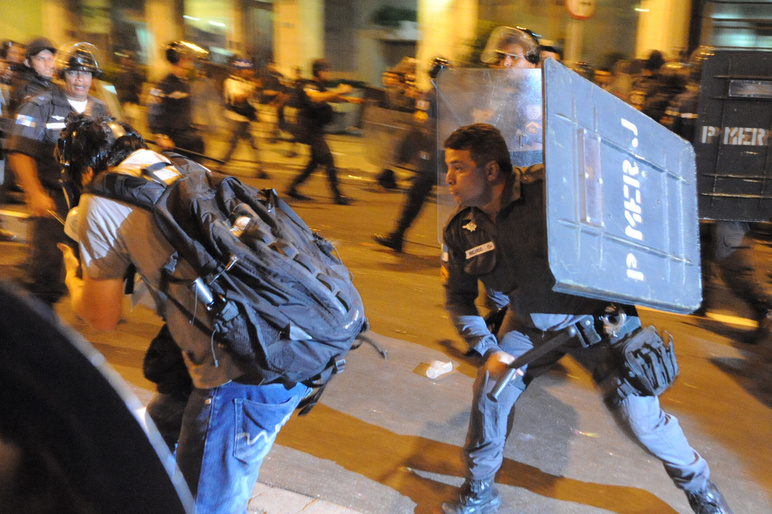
[544, 59, 701, 313]
[693, 50, 772, 221]
[434, 62, 700, 313]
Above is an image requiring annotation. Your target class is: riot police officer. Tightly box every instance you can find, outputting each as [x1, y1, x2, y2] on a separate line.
[6, 42, 108, 305]
[439, 123, 732, 514]
[148, 41, 207, 163]
[286, 58, 361, 205]
[374, 26, 543, 253]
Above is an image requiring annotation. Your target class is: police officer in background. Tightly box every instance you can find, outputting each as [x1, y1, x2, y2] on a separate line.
[374, 26, 543, 254]
[664, 47, 772, 342]
[440, 123, 733, 514]
[372, 72, 436, 252]
[6, 42, 108, 305]
[1, 40, 26, 87]
[286, 58, 361, 205]
[9, 38, 57, 117]
[0, 40, 26, 242]
[148, 41, 207, 163]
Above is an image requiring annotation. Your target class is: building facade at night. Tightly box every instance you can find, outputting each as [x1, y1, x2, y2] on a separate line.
[1, 1, 769, 85]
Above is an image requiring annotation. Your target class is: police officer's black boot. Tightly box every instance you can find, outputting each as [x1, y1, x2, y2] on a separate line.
[329, 173, 352, 206]
[333, 193, 352, 206]
[746, 308, 772, 344]
[441, 479, 501, 514]
[685, 480, 733, 514]
[373, 231, 403, 253]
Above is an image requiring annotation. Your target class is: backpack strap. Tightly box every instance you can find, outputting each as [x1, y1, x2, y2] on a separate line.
[296, 358, 346, 416]
[87, 171, 165, 211]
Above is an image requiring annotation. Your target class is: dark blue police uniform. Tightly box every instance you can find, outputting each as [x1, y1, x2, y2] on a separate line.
[442, 164, 712, 492]
[6, 87, 107, 303]
[148, 73, 204, 161]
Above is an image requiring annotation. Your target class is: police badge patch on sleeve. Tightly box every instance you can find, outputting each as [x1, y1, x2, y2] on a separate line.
[15, 114, 35, 128]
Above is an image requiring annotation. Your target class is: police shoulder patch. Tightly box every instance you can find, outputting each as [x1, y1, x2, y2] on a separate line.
[15, 114, 35, 127]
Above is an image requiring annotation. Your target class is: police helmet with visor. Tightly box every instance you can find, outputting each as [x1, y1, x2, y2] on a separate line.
[481, 26, 541, 67]
[164, 40, 209, 65]
[55, 42, 102, 79]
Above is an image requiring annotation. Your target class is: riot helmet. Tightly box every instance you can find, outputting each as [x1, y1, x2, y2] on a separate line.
[163, 40, 209, 65]
[55, 42, 102, 79]
[481, 26, 541, 67]
[57, 114, 146, 196]
[231, 57, 254, 70]
[687, 46, 714, 82]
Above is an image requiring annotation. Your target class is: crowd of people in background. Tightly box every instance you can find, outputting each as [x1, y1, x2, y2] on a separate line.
[0, 31, 762, 318]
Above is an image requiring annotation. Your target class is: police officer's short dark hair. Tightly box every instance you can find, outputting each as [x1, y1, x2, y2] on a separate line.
[312, 58, 329, 78]
[443, 123, 513, 175]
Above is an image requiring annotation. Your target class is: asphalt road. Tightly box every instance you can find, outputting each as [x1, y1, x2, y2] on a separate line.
[2, 129, 771, 513]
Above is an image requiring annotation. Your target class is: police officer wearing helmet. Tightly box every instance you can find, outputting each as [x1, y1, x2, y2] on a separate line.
[148, 41, 207, 162]
[6, 42, 108, 305]
[480, 25, 541, 70]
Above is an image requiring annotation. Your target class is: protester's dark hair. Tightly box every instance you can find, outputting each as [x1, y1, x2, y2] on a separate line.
[444, 123, 512, 175]
[57, 114, 146, 192]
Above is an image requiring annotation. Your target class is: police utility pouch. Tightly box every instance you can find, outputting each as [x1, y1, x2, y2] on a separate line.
[615, 325, 679, 396]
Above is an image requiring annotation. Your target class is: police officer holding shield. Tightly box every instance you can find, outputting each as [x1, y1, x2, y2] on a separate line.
[439, 123, 732, 514]
[663, 47, 772, 342]
[6, 42, 108, 305]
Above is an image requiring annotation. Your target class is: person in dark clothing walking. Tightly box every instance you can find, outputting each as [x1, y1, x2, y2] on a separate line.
[147, 41, 207, 163]
[286, 58, 361, 205]
[372, 91, 436, 252]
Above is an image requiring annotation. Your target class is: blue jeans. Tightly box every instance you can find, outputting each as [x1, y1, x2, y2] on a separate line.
[175, 380, 309, 514]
